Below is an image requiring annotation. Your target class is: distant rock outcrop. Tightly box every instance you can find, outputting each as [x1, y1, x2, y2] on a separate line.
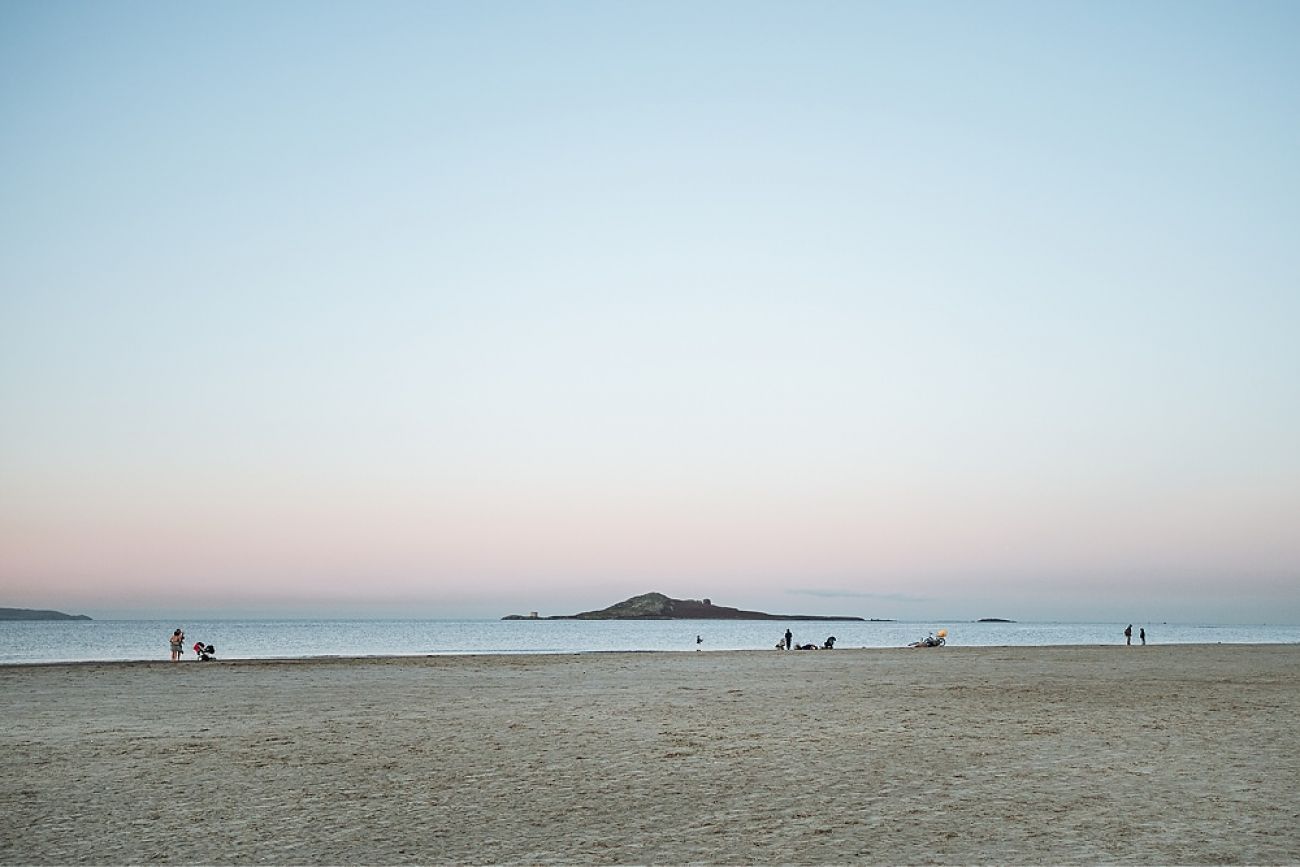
[977, 617, 1015, 623]
[503, 592, 864, 621]
[0, 607, 92, 621]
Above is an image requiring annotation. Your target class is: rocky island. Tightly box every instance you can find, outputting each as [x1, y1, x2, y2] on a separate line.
[503, 592, 864, 621]
[0, 607, 92, 621]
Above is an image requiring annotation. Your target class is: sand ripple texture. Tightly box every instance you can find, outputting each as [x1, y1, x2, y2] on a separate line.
[2, 645, 1298, 865]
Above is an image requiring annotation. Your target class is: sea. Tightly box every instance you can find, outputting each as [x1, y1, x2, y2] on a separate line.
[2, 618, 1298, 665]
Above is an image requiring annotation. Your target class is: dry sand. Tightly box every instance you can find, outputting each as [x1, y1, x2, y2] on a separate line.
[2, 645, 1298, 865]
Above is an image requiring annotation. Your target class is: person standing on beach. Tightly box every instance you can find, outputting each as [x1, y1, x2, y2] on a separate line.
[784, 628, 793, 651]
[1124, 624, 1132, 645]
[1140, 627, 1146, 645]
[170, 629, 184, 661]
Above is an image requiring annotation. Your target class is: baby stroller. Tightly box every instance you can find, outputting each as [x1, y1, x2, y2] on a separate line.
[192, 641, 216, 661]
[908, 629, 947, 648]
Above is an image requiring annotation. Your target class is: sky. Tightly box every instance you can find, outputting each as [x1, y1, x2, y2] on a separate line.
[1, 1, 1298, 623]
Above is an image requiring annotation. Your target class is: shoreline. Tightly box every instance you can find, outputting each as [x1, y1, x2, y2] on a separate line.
[3, 645, 1298, 864]
[2, 640, 1298, 669]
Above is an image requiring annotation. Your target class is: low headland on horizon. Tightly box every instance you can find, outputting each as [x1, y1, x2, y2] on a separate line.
[0, 607, 92, 622]
[503, 591, 867, 621]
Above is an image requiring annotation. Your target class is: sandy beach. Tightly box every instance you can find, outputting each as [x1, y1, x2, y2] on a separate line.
[2, 645, 1297, 865]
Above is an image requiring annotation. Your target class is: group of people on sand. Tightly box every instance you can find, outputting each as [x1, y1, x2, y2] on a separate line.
[1124, 624, 1148, 646]
[776, 629, 836, 651]
[169, 628, 216, 661]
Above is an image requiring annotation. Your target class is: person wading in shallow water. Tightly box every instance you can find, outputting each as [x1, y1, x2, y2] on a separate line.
[1140, 627, 1146, 645]
[1124, 624, 1133, 645]
[170, 629, 184, 662]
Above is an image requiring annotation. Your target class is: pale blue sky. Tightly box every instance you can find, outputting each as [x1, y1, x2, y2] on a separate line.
[2, 1, 1298, 622]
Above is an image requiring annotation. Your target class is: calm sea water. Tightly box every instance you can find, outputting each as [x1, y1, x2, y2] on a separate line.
[2, 619, 1297, 664]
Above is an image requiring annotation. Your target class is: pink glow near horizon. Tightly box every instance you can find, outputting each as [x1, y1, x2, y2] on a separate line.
[4, 469, 1296, 621]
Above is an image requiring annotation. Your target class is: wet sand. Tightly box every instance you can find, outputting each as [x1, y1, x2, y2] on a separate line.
[2, 645, 1298, 864]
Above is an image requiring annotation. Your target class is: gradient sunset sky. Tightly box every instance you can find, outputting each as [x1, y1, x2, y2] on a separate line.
[2, 1, 1297, 622]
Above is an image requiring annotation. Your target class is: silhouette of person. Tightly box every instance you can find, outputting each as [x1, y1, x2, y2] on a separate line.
[696, 635, 702, 646]
[1139, 627, 1146, 645]
[784, 628, 793, 651]
[1124, 624, 1132, 646]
